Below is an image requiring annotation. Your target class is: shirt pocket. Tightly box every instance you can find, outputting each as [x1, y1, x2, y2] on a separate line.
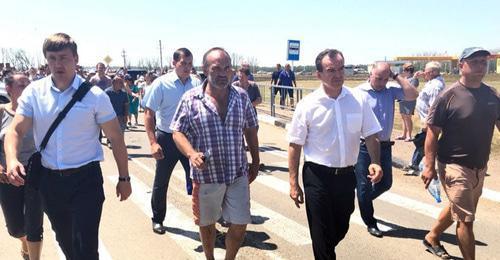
[68, 103, 94, 125]
[346, 113, 362, 134]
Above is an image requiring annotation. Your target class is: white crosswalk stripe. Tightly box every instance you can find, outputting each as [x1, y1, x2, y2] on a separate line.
[259, 145, 500, 204]
[107, 174, 226, 259]
[127, 158, 287, 259]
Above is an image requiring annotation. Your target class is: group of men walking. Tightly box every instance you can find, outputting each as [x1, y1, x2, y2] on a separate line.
[0, 31, 498, 260]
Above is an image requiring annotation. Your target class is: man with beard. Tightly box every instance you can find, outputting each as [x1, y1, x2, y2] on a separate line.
[171, 47, 259, 260]
[142, 48, 201, 234]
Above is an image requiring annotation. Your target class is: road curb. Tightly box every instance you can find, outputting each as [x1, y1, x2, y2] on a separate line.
[258, 114, 408, 169]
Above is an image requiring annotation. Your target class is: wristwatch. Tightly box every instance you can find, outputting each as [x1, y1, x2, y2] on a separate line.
[118, 176, 131, 182]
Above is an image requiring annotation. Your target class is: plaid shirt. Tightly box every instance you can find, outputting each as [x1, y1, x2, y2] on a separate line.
[170, 83, 258, 184]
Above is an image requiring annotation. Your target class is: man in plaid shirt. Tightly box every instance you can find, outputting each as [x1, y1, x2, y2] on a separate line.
[171, 47, 260, 260]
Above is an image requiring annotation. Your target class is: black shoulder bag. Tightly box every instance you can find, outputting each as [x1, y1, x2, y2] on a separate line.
[26, 82, 92, 190]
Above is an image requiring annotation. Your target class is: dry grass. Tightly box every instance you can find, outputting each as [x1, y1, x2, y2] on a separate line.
[256, 74, 500, 154]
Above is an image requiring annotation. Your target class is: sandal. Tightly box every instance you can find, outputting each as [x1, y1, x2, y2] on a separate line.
[423, 239, 451, 259]
[21, 250, 30, 260]
[395, 136, 405, 140]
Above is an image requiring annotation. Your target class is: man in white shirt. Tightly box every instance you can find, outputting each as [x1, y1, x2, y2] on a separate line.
[288, 49, 383, 259]
[403, 61, 445, 175]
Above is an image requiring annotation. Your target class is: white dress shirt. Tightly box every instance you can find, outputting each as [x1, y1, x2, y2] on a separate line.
[288, 85, 382, 167]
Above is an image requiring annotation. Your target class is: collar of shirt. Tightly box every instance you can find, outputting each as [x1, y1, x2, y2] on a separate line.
[49, 74, 80, 94]
[314, 84, 349, 101]
[165, 71, 192, 86]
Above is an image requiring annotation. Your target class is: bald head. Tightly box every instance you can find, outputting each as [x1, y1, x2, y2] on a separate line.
[369, 62, 392, 90]
[202, 47, 233, 89]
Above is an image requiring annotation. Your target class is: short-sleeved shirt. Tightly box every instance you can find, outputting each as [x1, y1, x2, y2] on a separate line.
[288, 86, 382, 167]
[89, 75, 112, 91]
[17, 75, 116, 170]
[416, 76, 445, 123]
[278, 70, 295, 86]
[232, 81, 261, 108]
[0, 108, 35, 166]
[427, 82, 500, 169]
[142, 72, 201, 133]
[170, 83, 258, 184]
[356, 82, 405, 141]
[105, 88, 129, 116]
[232, 74, 254, 83]
[271, 69, 282, 85]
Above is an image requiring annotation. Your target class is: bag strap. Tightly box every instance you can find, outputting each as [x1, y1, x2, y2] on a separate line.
[39, 81, 92, 151]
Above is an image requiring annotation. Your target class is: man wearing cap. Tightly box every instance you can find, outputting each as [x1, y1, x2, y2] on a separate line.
[403, 61, 445, 175]
[142, 48, 202, 234]
[396, 63, 419, 142]
[355, 62, 419, 238]
[422, 47, 499, 260]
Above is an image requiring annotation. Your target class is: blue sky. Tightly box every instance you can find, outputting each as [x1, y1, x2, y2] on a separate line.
[2, 0, 499, 67]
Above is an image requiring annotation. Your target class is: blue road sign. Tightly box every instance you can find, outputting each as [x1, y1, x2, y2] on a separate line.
[287, 40, 300, 61]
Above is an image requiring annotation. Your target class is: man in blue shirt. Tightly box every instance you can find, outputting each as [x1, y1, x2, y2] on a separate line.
[277, 64, 297, 107]
[5, 33, 131, 260]
[105, 76, 129, 135]
[142, 48, 202, 234]
[355, 62, 418, 238]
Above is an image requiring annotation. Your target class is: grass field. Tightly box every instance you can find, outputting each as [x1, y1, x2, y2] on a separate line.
[256, 73, 500, 154]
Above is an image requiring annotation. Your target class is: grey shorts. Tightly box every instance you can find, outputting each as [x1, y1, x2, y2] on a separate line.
[399, 100, 416, 115]
[192, 176, 251, 226]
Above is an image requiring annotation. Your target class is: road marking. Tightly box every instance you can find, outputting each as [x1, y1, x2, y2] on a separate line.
[164, 169, 312, 246]
[107, 174, 225, 259]
[258, 145, 500, 204]
[129, 157, 287, 259]
[483, 188, 500, 203]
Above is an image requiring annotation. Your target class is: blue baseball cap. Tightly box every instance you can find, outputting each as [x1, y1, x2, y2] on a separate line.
[459, 47, 491, 61]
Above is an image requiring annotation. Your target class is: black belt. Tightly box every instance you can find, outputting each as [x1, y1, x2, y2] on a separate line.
[46, 161, 98, 177]
[360, 139, 394, 147]
[306, 162, 354, 175]
[331, 166, 355, 175]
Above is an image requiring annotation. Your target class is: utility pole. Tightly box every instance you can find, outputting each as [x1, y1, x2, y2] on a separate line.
[121, 49, 127, 68]
[159, 40, 163, 71]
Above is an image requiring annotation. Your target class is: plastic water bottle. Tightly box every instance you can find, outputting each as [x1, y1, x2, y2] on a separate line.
[427, 178, 442, 203]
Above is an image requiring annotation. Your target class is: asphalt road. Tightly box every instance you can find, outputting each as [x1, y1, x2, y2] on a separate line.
[1, 114, 499, 260]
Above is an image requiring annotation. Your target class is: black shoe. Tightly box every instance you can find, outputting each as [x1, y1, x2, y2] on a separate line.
[367, 225, 383, 238]
[152, 222, 166, 235]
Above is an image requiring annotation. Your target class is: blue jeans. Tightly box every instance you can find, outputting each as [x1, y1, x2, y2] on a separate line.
[355, 143, 393, 226]
[410, 131, 426, 169]
[151, 130, 191, 224]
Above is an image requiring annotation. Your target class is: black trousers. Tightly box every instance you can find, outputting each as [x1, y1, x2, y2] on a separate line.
[0, 182, 43, 241]
[39, 161, 104, 260]
[151, 130, 191, 224]
[303, 162, 357, 260]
